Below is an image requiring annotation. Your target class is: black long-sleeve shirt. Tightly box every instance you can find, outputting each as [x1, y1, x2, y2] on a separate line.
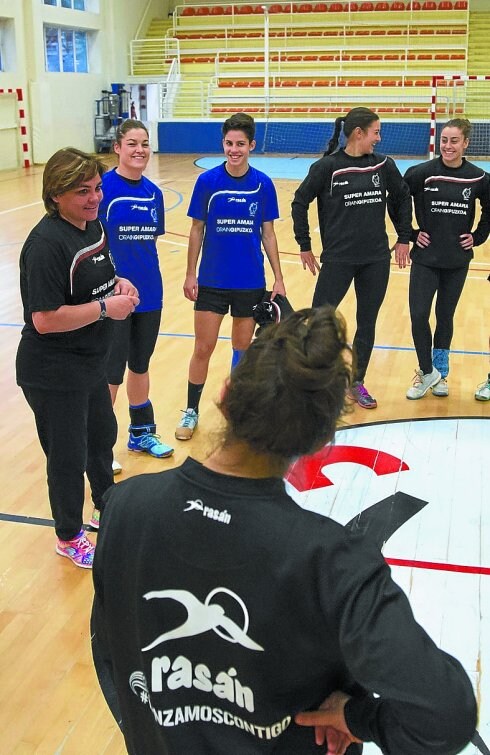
[92, 458, 476, 755]
[403, 156, 490, 268]
[291, 149, 412, 263]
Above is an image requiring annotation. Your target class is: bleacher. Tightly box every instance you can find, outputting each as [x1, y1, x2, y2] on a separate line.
[129, 0, 474, 120]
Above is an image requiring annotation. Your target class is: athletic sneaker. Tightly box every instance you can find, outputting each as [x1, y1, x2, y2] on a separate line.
[128, 431, 174, 458]
[349, 382, 377, 409]
[406, 367, 441, 400]
[56, 529, 95, 569]
[432, 378, 449, 397]
[112, 459, 122, 475]
[475, 375, 490, 401]
[89, 508, 100, 530]
[175, 408, 199, 440]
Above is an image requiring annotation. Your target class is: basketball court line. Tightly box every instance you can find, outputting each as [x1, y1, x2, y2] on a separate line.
[2, 321, 488, 357]
[195, 155, 490, 181]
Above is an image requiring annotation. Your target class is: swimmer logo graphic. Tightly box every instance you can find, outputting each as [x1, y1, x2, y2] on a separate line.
[141, 588, 264, 652]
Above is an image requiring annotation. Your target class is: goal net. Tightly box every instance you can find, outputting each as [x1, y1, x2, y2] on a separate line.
[430, 75, 490, 159]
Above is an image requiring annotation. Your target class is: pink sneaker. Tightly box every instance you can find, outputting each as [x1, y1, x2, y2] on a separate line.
[56, 529, 95, 569]
[349, 381, 378, 409]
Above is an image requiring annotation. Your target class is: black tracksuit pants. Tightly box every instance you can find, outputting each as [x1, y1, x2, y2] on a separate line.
[22, 380, 117, 540]
[313, 257, 390, 383]
[409, 262, 469, 375]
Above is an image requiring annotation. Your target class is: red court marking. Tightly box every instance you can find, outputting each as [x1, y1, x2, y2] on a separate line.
[386, 557, 490, 576]
[286, 445, 409, 492]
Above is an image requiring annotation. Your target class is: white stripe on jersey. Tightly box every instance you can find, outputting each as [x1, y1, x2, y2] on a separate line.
[69, 222, 106, 296]
[330, 158, 387, 193]
[207, 184, 262, 213]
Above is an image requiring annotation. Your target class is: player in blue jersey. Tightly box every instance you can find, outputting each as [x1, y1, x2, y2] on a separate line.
[175, 113, 286, 440]
[403, 119, 490, 400]
[99, 120, 173, 484]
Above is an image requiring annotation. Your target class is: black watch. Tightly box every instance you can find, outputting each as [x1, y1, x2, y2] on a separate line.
[98, 300, 107, 320]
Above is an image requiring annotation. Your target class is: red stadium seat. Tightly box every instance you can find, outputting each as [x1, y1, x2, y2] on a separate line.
[210, 5, 226, 14]
[438, 0, 453, 7]
[269, 3, 284, 10]
[196, 6, 210, 14]
[313, 2, 328, 8]
[328, 2, 344, 9]
[181, 6, 196, 15]
[375, 2, 389, 9]
[298, 2, 314, 9]
[421, 0, 436, 8]
[237, 4, 254, 13]
[454, 0, 467, 7]
[359, 1, 374, 8]
[390, 1, 405, 8]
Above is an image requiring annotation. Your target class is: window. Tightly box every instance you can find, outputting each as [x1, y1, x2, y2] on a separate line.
[44, 26, 88, 72]
[44, 0, 86, 8]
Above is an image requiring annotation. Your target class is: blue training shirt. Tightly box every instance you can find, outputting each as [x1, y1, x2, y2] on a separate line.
[188, 162, 280, 289]
[99, 169, 164, 312]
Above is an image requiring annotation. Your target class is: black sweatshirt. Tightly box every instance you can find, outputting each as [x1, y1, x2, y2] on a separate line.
[403, 156, 490, 268]
[92, 458, 476, 755]
[291, 150, 412, 263]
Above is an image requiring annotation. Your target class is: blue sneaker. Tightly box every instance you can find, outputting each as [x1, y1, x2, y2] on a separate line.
[128, 425, 174, 458]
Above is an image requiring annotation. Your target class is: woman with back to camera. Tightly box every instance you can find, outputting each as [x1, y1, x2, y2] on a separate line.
[98, 119, 173, 486]
[92, 305, 475, 755]
[16, 148, 138, 569]
[291, 107, 412, 410]
[403, 118, 490, 399]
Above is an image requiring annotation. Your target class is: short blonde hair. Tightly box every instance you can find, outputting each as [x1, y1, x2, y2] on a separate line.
[42, 148, 106, 217]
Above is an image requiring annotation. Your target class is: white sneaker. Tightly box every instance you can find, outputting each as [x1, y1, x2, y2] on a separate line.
[175, 408, 199, 440]
[432, 378, 449, 397]
[406, 367, 441, 400]
[112, 459, 122, 475]
[475, 376, 490, 401]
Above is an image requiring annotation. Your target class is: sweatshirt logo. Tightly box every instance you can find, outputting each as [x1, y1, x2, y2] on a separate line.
[462, 187, 471, 200]
[372, 173, 380, 188]
[141, 588, 264, 652]
[184, 499, 231, 525]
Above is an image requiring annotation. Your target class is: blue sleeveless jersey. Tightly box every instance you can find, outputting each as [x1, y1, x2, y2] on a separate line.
[188, 163, 279, 289]
[99, 169, 164, 312]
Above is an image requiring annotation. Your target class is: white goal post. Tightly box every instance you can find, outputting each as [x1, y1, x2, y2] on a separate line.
[430, 74, 490, 159]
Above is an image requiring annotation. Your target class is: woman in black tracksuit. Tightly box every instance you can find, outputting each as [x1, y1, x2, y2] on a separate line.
[403, 118, 490, 400]
[291, 107, 412, 410]
[92, 306, 476, 755]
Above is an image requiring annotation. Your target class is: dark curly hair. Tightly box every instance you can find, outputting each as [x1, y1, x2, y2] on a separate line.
[218, 305, 352, 462]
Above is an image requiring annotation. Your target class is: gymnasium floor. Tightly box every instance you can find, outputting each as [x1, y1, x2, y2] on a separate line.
[1, 152, 489, 753]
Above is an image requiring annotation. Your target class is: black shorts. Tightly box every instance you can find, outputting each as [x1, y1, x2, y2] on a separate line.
[195, 286, 265, 318]
[106, 309, 161, 385]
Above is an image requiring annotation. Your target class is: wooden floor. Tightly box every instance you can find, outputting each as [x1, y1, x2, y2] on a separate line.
[0, 153, 489, 753]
